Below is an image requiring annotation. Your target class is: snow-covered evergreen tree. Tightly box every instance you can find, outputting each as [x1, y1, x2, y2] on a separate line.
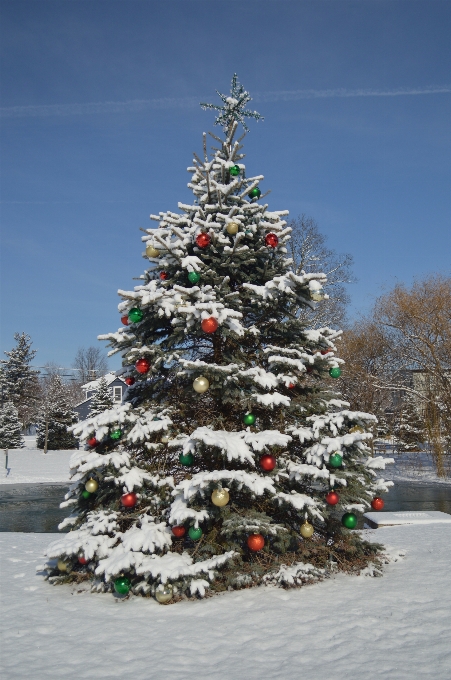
[89, 376, 114, 417]
[0, 402, 23, 449]
[45, 76, 393, 601]
[37, 376, 78, 451]
[0, 332, 39, 428]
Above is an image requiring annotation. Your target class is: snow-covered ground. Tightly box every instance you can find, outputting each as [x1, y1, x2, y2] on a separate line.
[1, 525, 450, 679]
[381, 448, 451, 485]
[2, 437, 73, 484]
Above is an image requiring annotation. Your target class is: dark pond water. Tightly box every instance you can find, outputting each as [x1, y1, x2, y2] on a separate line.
[0, 481, 450, 532]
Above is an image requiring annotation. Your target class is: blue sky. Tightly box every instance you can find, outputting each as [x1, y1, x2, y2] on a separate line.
[1, 0, 450, 372]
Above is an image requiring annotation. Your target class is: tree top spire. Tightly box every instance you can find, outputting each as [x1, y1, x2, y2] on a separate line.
[200, 74, 264, 133]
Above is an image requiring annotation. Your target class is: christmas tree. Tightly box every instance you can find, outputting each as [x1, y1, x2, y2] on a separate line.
[36, 375, 78, 451]
[45, 76, 392, 601]
[89, 376, 114, 417]
[0, 402, 23, 449]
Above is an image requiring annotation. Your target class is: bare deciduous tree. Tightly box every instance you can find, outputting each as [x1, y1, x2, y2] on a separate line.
[73, 347, 108, 384]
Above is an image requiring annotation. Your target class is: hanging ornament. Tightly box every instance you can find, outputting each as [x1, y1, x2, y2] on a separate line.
[155, 584, 173, 604]
[300, 521, 314, 538]
[87, 437, 98, 448]
[172, 526, 186, 538]
[211, 488, 230, 507]
[310, 291, 324, 302]
[342, 512, 358, 529]
[160, 434, 170, 444]
[110, 429, 122, 441]
[229, 164, 241, 177]
[114, 576, 131, 595]
[146, 244, 160, 258]
[349, 425, 364, 434]
[85, 478, 98, 493]
[135, 358, 151, 374]
[57, 559, 69, 572]
[243, 412, 256, 426]
[247, 534, 265, 551]
[328, 453, 343, 468]
[371, 497, 385, 511]
[188, 270, 201, 284]
[159, 271, 168, 281]
[193, 376, 210, 393]
[81, 490, 91, 500]
[121, 492, 137, 508]
[265, 233, 278, 248]
[321, 348, 332, 355]
[288, 383, 295, 389]
[188, 526, 203, 541]
[128, 308, 143, 323]
[195, 233, 211, 248]
[260, 454, 276, 471]
[179, 452, 194, 466]
[325, 491, 340, 505]
[226, 222, 239, 235]
[329, 367, 342, 379]
[125, 377, 135, 386]
[248, 187, 261, 200]
[121, 315, 129, 326]
[78, 555, 88, 565]
[201, 317, 218, 333]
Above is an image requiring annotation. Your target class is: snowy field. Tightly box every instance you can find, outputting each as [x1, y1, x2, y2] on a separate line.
[2, 437, 73, 484]
[1, 525, 450, 680]
[382, 448, 451, 486]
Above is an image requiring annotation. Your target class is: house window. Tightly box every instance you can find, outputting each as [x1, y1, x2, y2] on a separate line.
[113, 386, 122, 402]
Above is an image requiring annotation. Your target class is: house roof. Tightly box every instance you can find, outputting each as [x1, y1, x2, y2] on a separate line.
[81, 372, 126, 391]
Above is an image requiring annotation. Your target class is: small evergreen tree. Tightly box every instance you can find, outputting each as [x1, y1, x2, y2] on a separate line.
[0, 333, 39, 428]
[0, 402, 23, 449]
[89, 376, 114, 416]
[36, 376, 78, 451]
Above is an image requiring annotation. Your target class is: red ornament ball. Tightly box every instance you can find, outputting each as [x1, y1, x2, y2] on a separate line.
[288, 383, 295, 389]
[371, 497, 385, 511]
[121, 315, 129, 326]
[201, 317, 219, 334]
[260, 454, 276, 472]
[159, 271, 168, 280]
[325, 491, 340, 505]
[247, 534, 265, 552]
[78, 555, 88, 565]
[121, 492, 138, 508]
[172, 526, 186, 538]
[321, 348, 332, 355]
[125, 377, 135, 386]
[135, 358, 151, 374]
[196, 233, 211, 248]
[87, 437, 98, 448]
[265, 233, 279, 248]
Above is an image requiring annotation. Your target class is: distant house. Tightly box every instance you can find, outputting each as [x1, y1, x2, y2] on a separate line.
[74, 373, 127, 421]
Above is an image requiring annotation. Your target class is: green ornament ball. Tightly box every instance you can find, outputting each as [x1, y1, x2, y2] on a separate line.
[110, 429, 122, 441]
[328, 453, 343, 468]
[81, 490, 91, 500]
[179, 452, 194, 467]
[188, 271, 201, 284]
[248, 187, 261, 200]
[188, 526, 203, 541]
[229, 164, 241, 177]
[342, 512, 358, 529]
[128, 308, 143, 323]
[243, 413, 256, 426]
[114, 576, 131, 595]
[329, 367, 342, 379]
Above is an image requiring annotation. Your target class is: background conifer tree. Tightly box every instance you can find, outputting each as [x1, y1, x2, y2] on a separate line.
[45, 76, 392, 601]
[0, 333, 39, 429]
[0, 402, 23, 449]
[89, 376, 114, 417]
[37, 375, 78, 451]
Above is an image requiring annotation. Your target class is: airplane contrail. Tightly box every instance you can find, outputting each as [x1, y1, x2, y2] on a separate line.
[1, 85, 450, 118]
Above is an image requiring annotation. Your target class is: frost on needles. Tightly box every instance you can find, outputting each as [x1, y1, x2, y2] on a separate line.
[44, 75, 393, 602]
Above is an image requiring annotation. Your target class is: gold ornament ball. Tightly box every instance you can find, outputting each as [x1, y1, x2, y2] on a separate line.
[146, 244, 160, 258]
[310, 291, 324, 302]
[57, 559, 69, 572]
[300, 521, 314, 538]
[155, 584, 173, 604]
[193, 376, 210, 393]
[160, 434, 170, 444]
[211, 488, 230, 507]
[85, 478, 99, 493]
[226, 222, 239, 235]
